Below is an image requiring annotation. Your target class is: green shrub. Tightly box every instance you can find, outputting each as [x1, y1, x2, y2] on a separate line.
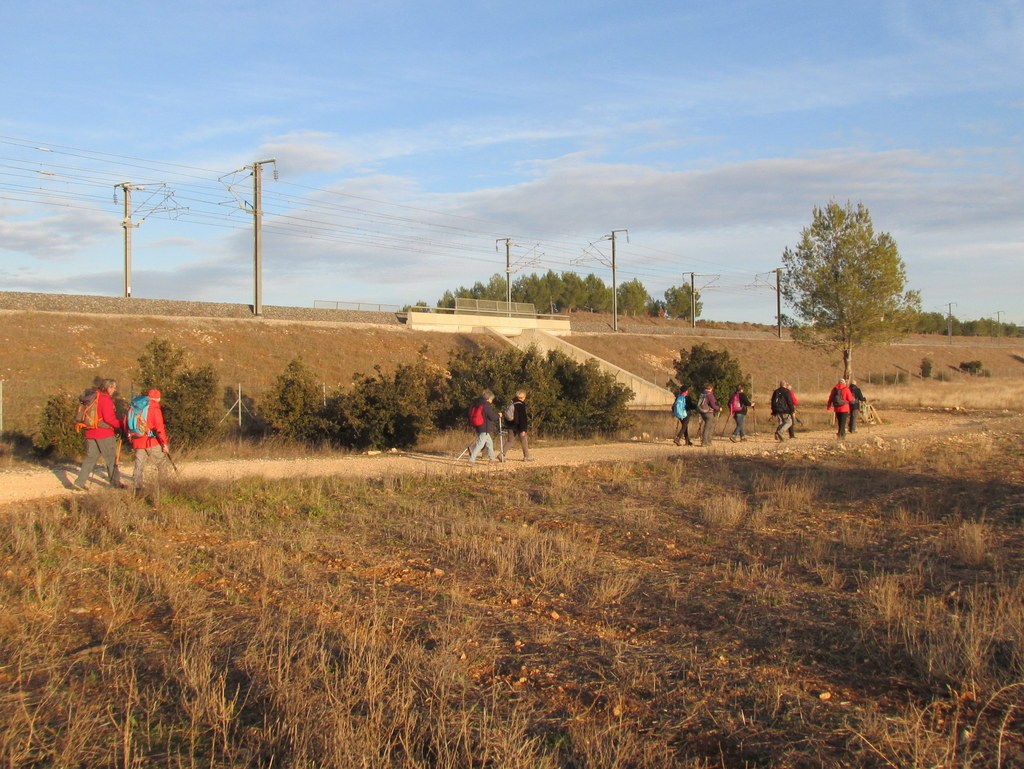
[668, 343, 748, 397]
[165, 365, 220, 449]
[135, 338, 220, 450]
[959, 360, 984, 376]
[442, 345, 632, 438]
[920, 357, 933, 379]
[34, 390, 85, 459]
[262, 358, 331, 443]
[330, 358, 447, 450]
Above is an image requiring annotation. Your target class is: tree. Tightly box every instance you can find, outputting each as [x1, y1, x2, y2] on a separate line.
[616, 278, 650, 317]
[581, 274, 611, 312]
[664, 283, 702, 321]
[781, 202, 920, 379]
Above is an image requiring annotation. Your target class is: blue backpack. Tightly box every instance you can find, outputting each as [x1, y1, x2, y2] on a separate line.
[672, 394, 687, 419]
[126, 394, 152, 439]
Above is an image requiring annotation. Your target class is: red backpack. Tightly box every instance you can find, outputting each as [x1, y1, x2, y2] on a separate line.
[468, 403, 485, 427]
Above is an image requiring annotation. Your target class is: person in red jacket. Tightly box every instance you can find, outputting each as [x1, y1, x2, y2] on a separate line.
[827, 377, 856, 440]
[132, 389, 170, 493]
[73, 378, 124, 490]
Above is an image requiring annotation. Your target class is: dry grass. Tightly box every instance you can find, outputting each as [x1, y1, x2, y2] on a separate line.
[2, 418, 1024, 766]
[869, 377, 1024, 411]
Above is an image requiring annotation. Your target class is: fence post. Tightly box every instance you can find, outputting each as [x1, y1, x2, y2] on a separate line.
[0, 379, 4, 436]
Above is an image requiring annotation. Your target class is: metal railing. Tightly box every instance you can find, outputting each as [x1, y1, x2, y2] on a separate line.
[313, 300, 402, 312]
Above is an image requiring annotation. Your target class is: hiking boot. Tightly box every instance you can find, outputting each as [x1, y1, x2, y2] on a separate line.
[524, 457, 535, 462]
[70, 483, 87, 493]
[729, 436, 738, 443]
[673, 438, 681, 446]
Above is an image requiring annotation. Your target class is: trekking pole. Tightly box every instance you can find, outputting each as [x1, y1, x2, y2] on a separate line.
[718, 412, 731, 438]
[164, 449, 180, 475]
[158, 440, 180, 474]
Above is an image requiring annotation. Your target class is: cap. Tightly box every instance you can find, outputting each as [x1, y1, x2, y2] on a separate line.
[148, 389, 162, 400]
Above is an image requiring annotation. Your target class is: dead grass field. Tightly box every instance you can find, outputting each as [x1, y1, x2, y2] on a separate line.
[2, 409, 1022, 767]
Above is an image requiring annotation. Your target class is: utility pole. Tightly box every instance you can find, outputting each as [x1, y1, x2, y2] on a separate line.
[609, 229, 628, 332]
[776, 268, 782, 339]
[115, 182, 143, 298]
[947, 302, 957, 346]
[498, 238, 512, 315]
[248, 159, 277, 317]
[690, 272, 696, 329]
[996, 310, 1004, 337]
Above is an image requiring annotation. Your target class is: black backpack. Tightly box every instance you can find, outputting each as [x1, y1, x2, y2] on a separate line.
[771, 389, 789, 414]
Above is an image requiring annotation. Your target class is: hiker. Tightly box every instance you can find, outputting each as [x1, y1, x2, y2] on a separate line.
[467, 389, 501, 463]
[504, 390, 534, 461]
[73, 378, 125, 490]
[672, 385, 695, 446]
[827, 378, 856, 440]
[696, 383, 721, 446]
[848, 379, 866, 433]
[728, 384, 752, 442]
[786, 384, 800, 438]
[130, 389, 170, 493]
[770, 380, 796, 442]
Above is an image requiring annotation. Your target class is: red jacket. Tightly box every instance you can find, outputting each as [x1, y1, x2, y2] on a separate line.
[827, 384, 855, 414]
[131, 400, 168, 449]
[84, 390, 122, 440]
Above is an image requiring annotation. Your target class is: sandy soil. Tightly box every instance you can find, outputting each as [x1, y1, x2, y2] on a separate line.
[0, 411, 998, 508]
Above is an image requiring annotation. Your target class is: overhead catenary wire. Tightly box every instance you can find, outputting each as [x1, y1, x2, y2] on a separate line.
[0, 133, 786, 296]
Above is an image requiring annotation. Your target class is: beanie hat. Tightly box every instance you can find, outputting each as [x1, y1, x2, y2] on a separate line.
[148, 389, 161, 400]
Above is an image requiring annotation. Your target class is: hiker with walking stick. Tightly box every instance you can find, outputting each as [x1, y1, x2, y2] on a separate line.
[696, 383, 721, 447]
[127, 389, 172, 494]
[73, 378, 126, 490]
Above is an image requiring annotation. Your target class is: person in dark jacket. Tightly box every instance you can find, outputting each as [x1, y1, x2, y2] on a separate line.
[770, 381, 795, 442]
[848, 379, 866, 433]
[728, 385, 752, 442]
[467, 389, 501, 463]
[503, 389, 534, 461]
[697, 384, 721, 447]
[672, 385, 695, 446]
[74, 378, 125, 490]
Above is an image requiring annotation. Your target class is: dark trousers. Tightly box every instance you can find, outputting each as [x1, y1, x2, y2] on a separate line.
[837, 412, 850, 439]
[674, 416, 692, 444]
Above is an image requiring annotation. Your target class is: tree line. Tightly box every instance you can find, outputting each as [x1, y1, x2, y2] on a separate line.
[433, 271, 703, 320]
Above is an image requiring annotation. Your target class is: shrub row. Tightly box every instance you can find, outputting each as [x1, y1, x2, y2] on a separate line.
[35, 339, 636, 457]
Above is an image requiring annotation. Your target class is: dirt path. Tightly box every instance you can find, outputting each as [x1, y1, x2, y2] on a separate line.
[0, 411, 995, 507]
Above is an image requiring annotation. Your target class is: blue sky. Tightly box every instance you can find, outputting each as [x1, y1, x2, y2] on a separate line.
[1, 0, 1021, 324]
